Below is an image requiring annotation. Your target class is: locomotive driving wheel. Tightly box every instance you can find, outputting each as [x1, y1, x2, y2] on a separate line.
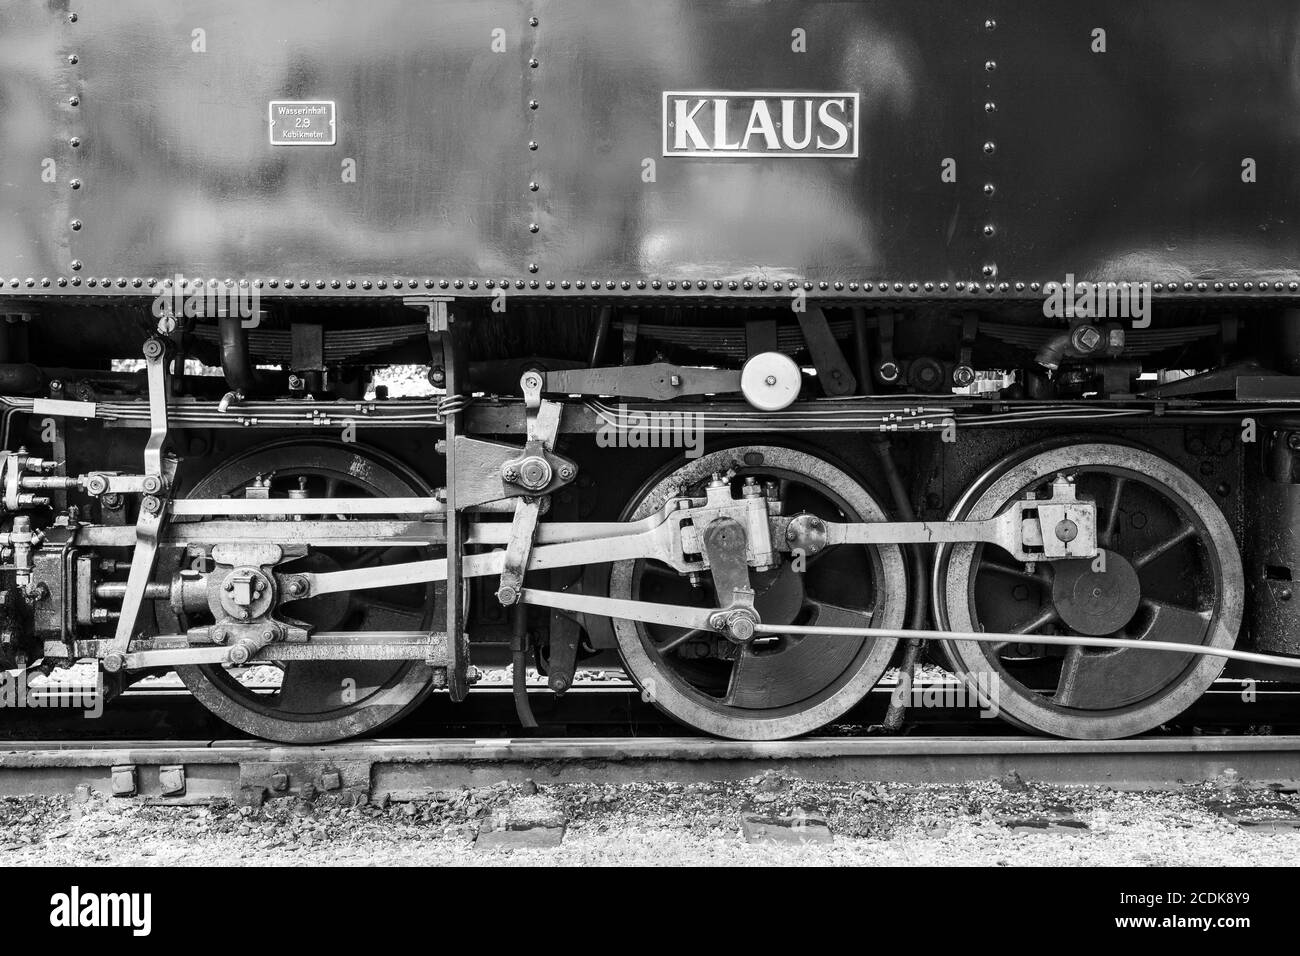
[158, 441, 441, 743]
[933, 441, 1243, 739]
[609, 446, 907, 740]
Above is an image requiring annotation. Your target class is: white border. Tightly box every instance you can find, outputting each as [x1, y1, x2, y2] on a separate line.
[268, 100, 338, 147]
[662, 90, 859, 158]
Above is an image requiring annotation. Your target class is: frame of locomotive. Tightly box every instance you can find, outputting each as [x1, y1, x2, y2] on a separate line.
[1, 0, 1300, 743]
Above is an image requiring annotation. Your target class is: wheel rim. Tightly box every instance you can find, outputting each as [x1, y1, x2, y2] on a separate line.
[610, 446, 907, 740]
[933, 442, 1243, 739]
[161, 441, 439, 743]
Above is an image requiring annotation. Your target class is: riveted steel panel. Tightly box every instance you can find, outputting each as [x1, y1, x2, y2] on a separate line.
[0, 0, 1296, 302]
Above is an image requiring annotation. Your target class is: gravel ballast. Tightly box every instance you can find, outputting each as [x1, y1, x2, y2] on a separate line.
[1, 772, 1297, 866]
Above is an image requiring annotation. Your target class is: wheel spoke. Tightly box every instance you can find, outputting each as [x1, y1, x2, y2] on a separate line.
[351, 596, 424, 629]
[977, 558, 1050, 586]
[1132, 523, 1196, 569]
[1101, 476, 1127, 548]
[1012, 605, 1060, 635]
[1140, 596, 1212, 640]
[656, 627, 708, 655]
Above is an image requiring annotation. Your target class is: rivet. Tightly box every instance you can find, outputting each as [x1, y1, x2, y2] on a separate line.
[70, 260, 82, 271]
[529, 16, 539, 26]
[561, 279, 571, 288]
[713, 280, 723, 289]
[622, 280, 632, 289]
[69, 96, 79, 107]
[529, 279, 539, 288]
[529, 181, 539, 191]
[24, 278, 33, 288]
[527, 263, 539, 273]
[955, 281, 966, 291]
[1213, 282, 1223, 291]
[529, 223, 539, 232]
[1278, 281, 1287, 291]
[637, 279, 646, 289]
[41, 278, 50, 287]
[985, 102, 997, 112]
[69, 178, 81, 189]
[758, 280, 768, 290]
[985, 60, 997, 72]
[773, 281, 784, 291]
[545, 280, 555, 289]
[834, 281, 843, 291]
[87, 277, 97, 287]
[529, 58, 539, 68]
[330, 279, 340, 289]
[116, 277, 126, 287]
[70, 276, 80, 286]
[983, 224, 995, 237]
[877, 282, 889, 292]
[651, 280, 661, 289]
[940, 281, 950, 291]
[67, 12, 78, 22]
[437, 279, 448, 288]
[528, 141, 538, 151]
[69, 137, 80, 148]
[529, 100, 539, 110]
[923, 281, 933, 292]
[1228, 281, 1239, 291]
[1014, 281, 1025, 291]
[730, 281, 739, 290]
[516, 279, 525, 289]
[1244, 281, 1254, 290]
[983, 141, 996, 154]
[453, 279, 463, 288]
[316, 279, 326, 289]
[848, 282, 858, 291]
[666, 281, 676, 290]
[1184, 282, 1194, 291]
[893, 282, 904, 292]
[361, 279, 372, 289]
[1153, 282, 1164, 292]
[57, 277, 67, 287]
[984, 183, 996, 196]
[1196, 281, 1207, 291]
[70, 219, 81, 230]
[984, 18, 996, 30]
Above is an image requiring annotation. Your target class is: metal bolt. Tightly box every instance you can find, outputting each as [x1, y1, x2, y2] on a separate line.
[211, 628, 227, 645]
[141, 495, 161, 514]
[496, 584, 518, 606]
[270, 771, 289, 792]
[142, 474, 162, 494]
[558, 464, 576, 481]
[502, 465, 519, 482]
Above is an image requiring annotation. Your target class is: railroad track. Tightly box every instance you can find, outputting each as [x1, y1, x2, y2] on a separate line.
[3, 677, 1296, 742]
[2, 735, 1299, 804]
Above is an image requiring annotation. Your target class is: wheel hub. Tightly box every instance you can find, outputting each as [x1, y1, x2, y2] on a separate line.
[1050, 549, 1141, 635]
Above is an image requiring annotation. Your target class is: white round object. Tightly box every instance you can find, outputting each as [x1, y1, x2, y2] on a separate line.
[741, 351, 801, 411]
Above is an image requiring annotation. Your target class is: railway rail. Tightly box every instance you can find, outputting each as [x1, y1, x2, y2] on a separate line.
[2, 735, 1299, 804]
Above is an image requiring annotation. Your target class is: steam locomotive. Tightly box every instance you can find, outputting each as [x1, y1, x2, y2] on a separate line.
[0, 0, 1297, 743]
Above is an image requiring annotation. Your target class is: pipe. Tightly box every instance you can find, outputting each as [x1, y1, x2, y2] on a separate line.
[218, 315, 258, 392]
[511, 605, 538, 729]
[854, 316, 929, 731]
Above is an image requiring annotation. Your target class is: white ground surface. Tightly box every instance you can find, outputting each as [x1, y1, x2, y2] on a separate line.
[1, 774, 1297, 866]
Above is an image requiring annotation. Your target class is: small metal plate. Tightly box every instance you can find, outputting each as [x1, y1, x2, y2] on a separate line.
[268, 100, 337, 146]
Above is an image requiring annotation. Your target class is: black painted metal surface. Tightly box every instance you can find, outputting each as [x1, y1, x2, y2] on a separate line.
[0, 0, 1297, 301]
